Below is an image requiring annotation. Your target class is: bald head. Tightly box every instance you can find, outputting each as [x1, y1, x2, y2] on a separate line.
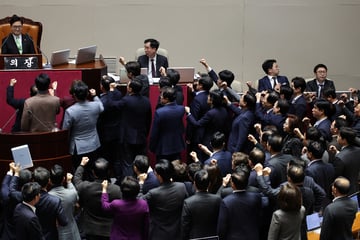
[333, 177, 351, 196]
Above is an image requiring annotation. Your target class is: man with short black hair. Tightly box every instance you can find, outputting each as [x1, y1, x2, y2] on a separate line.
[258, 59, 289, 92]
[320, 177, 357, 240]
[306, 64, 336, 99]
[181, 169, 221, 240]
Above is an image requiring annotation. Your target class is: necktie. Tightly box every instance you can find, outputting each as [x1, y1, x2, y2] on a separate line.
[318, 84, 324, 98]
[15, 37, 22, 54]
[272, 77, 277, 89]
[151, 58, 156, 78]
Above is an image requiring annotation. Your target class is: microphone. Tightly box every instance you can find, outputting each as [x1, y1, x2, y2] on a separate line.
[25, 33, 51, 69]
[27, 110, 55, 132]
[0, 34, 11, 54]
[0, 109, 19, 133]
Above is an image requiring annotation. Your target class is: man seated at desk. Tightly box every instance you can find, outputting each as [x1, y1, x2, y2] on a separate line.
[1, 14, 36, 54]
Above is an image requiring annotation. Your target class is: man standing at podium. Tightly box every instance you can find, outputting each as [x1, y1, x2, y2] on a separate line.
[1, 14, 36, 54]
[21, 73, 60, 132]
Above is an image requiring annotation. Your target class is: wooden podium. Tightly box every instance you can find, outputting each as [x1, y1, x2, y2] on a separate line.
[0, 54, 42, 69]
[0, 130, 72, 175]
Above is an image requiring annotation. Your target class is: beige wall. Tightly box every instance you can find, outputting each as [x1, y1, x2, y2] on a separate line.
[1, 0, 360, 91]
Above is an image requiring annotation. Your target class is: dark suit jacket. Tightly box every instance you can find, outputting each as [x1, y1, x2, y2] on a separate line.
[97, 90, 122, 142]
[268, 153, 293, 188]
[333, 145, 360, 194]
[288, 94, 307, 120]
[6, 85, 25, 132]
[13, 203, 44, 240]
[255, 104, 286, 133]
[74, 165, 122, 237]
[217, 191, 262, 240]
[314, 118, 332, 142]
[227, 106, 255, 154]
[150, 102, 185, 155]
[305, 160, 335, 200]
[36, 190, 68, 240]
[257, 75, 289, 92]
[137, 54, 169, 77]
[1, 34, 36, 54]
[181, 191, 221, 240]
[204, 150, 232, 177]
[112, 93, 152, 145]
[320, 197, 357, 240]
[142, 171, 160, 195]
[187, 106, 229, 149]
[306, 79, 336, 98]
[142, 182, 188, 240]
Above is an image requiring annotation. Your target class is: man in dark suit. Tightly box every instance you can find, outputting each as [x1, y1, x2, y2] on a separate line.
[33, 167, 68, 240]
[150, 86, 185, 161]
[112, 79, 152, 177]
[142, 159, 188, 240]
[133, 155, 160, 194]
[320, 177, 357, 240]
[267, 134, 293, 188]
[288, 77, 308, 120]
[257, 59, 289, 92]
[312, 99, 332, 142]
[186, 76, 213, 157]
[1, 14, 36, 54]
[13, 182, 44, 240]
[305, 140, 335, 207]
[181, 169, 221, 240]
[306, 63, 336, 99]
[137, 38, 168, 78]
[332, 127, 360, 195]
[74, 157, 122, 239]
[97, 75, 123, 182]
[217, 169, 262, 240]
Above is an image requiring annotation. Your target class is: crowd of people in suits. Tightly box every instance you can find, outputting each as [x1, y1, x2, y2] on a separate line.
[3, 25, 360, 238]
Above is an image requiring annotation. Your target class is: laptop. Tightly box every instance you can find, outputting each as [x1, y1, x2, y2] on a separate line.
[349, 191, 360, 210]
[168, 67, 195, 83]
[190, 236, 219, 240]
[306, 212, 323, 231]
[50, 49, 70, 66]
[119, 67, 148, 84]
[72, 45, 97, 65]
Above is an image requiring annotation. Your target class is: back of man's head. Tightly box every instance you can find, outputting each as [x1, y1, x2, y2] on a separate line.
[33, 167, 50, 188]
[339, 127, 357, 145]
[50, 164, 64, 185]
[218, 70, 234, 86]
[198, 76, 214, 91]
[307, 141, 325, 159]
[186, 162, 202, 182]
[333, 177, 351, 195]
[18, 169, 33, 187]
[167, 69, 180, 86]
[73, 81, 89, 101]
[287, 164, 305, 184]
[231, 169, 249, 190]
[125, 61, 141, 77]
[22, 182, 41, 203]
[129, 79, 143, 94]
[35, 73, 50, 92]
[267, 133, 283, 153]
[93, 158, 109, 179]
[154, 159, 174, 182]
[121, 176, 140, 200]
[249, 148, 265, 165]
[209, 90, 224, 108]
[133, 155, 149, 174]
[291, 77, 306, 93]
[161, 86, 176, 102]
[100, 75, 115, 92]
[194, 169, 210, 191]
[210, 132, 226, 150]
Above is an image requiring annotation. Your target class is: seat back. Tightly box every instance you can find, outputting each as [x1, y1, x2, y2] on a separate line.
[0, 16, 42, 54]
[135, 47, 168, 61]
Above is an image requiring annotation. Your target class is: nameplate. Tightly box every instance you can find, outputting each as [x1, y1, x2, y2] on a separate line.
[4, 56, 39, 69]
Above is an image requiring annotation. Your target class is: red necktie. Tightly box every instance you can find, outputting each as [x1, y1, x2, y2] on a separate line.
[151, 59, 156, 78]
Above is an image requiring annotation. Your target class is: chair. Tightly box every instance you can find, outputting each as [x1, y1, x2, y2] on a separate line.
[0, 16, 43, 54]
[135, 47, 169, 61]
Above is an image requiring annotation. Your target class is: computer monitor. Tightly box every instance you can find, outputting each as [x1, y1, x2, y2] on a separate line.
[74, 45, 97, 65]
[50, 49, 70, 66]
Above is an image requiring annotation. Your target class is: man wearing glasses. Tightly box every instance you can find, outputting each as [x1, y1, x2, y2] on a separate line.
[1, 14, 36, 54]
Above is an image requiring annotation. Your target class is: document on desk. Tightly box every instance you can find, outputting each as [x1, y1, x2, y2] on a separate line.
[11, 144, 33, 169]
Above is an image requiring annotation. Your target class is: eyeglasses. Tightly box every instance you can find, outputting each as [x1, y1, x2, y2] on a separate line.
[12, 25, 22, 29]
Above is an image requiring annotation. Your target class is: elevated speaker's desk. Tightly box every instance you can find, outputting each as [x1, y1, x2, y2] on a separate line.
[0, 60, 107, 133]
